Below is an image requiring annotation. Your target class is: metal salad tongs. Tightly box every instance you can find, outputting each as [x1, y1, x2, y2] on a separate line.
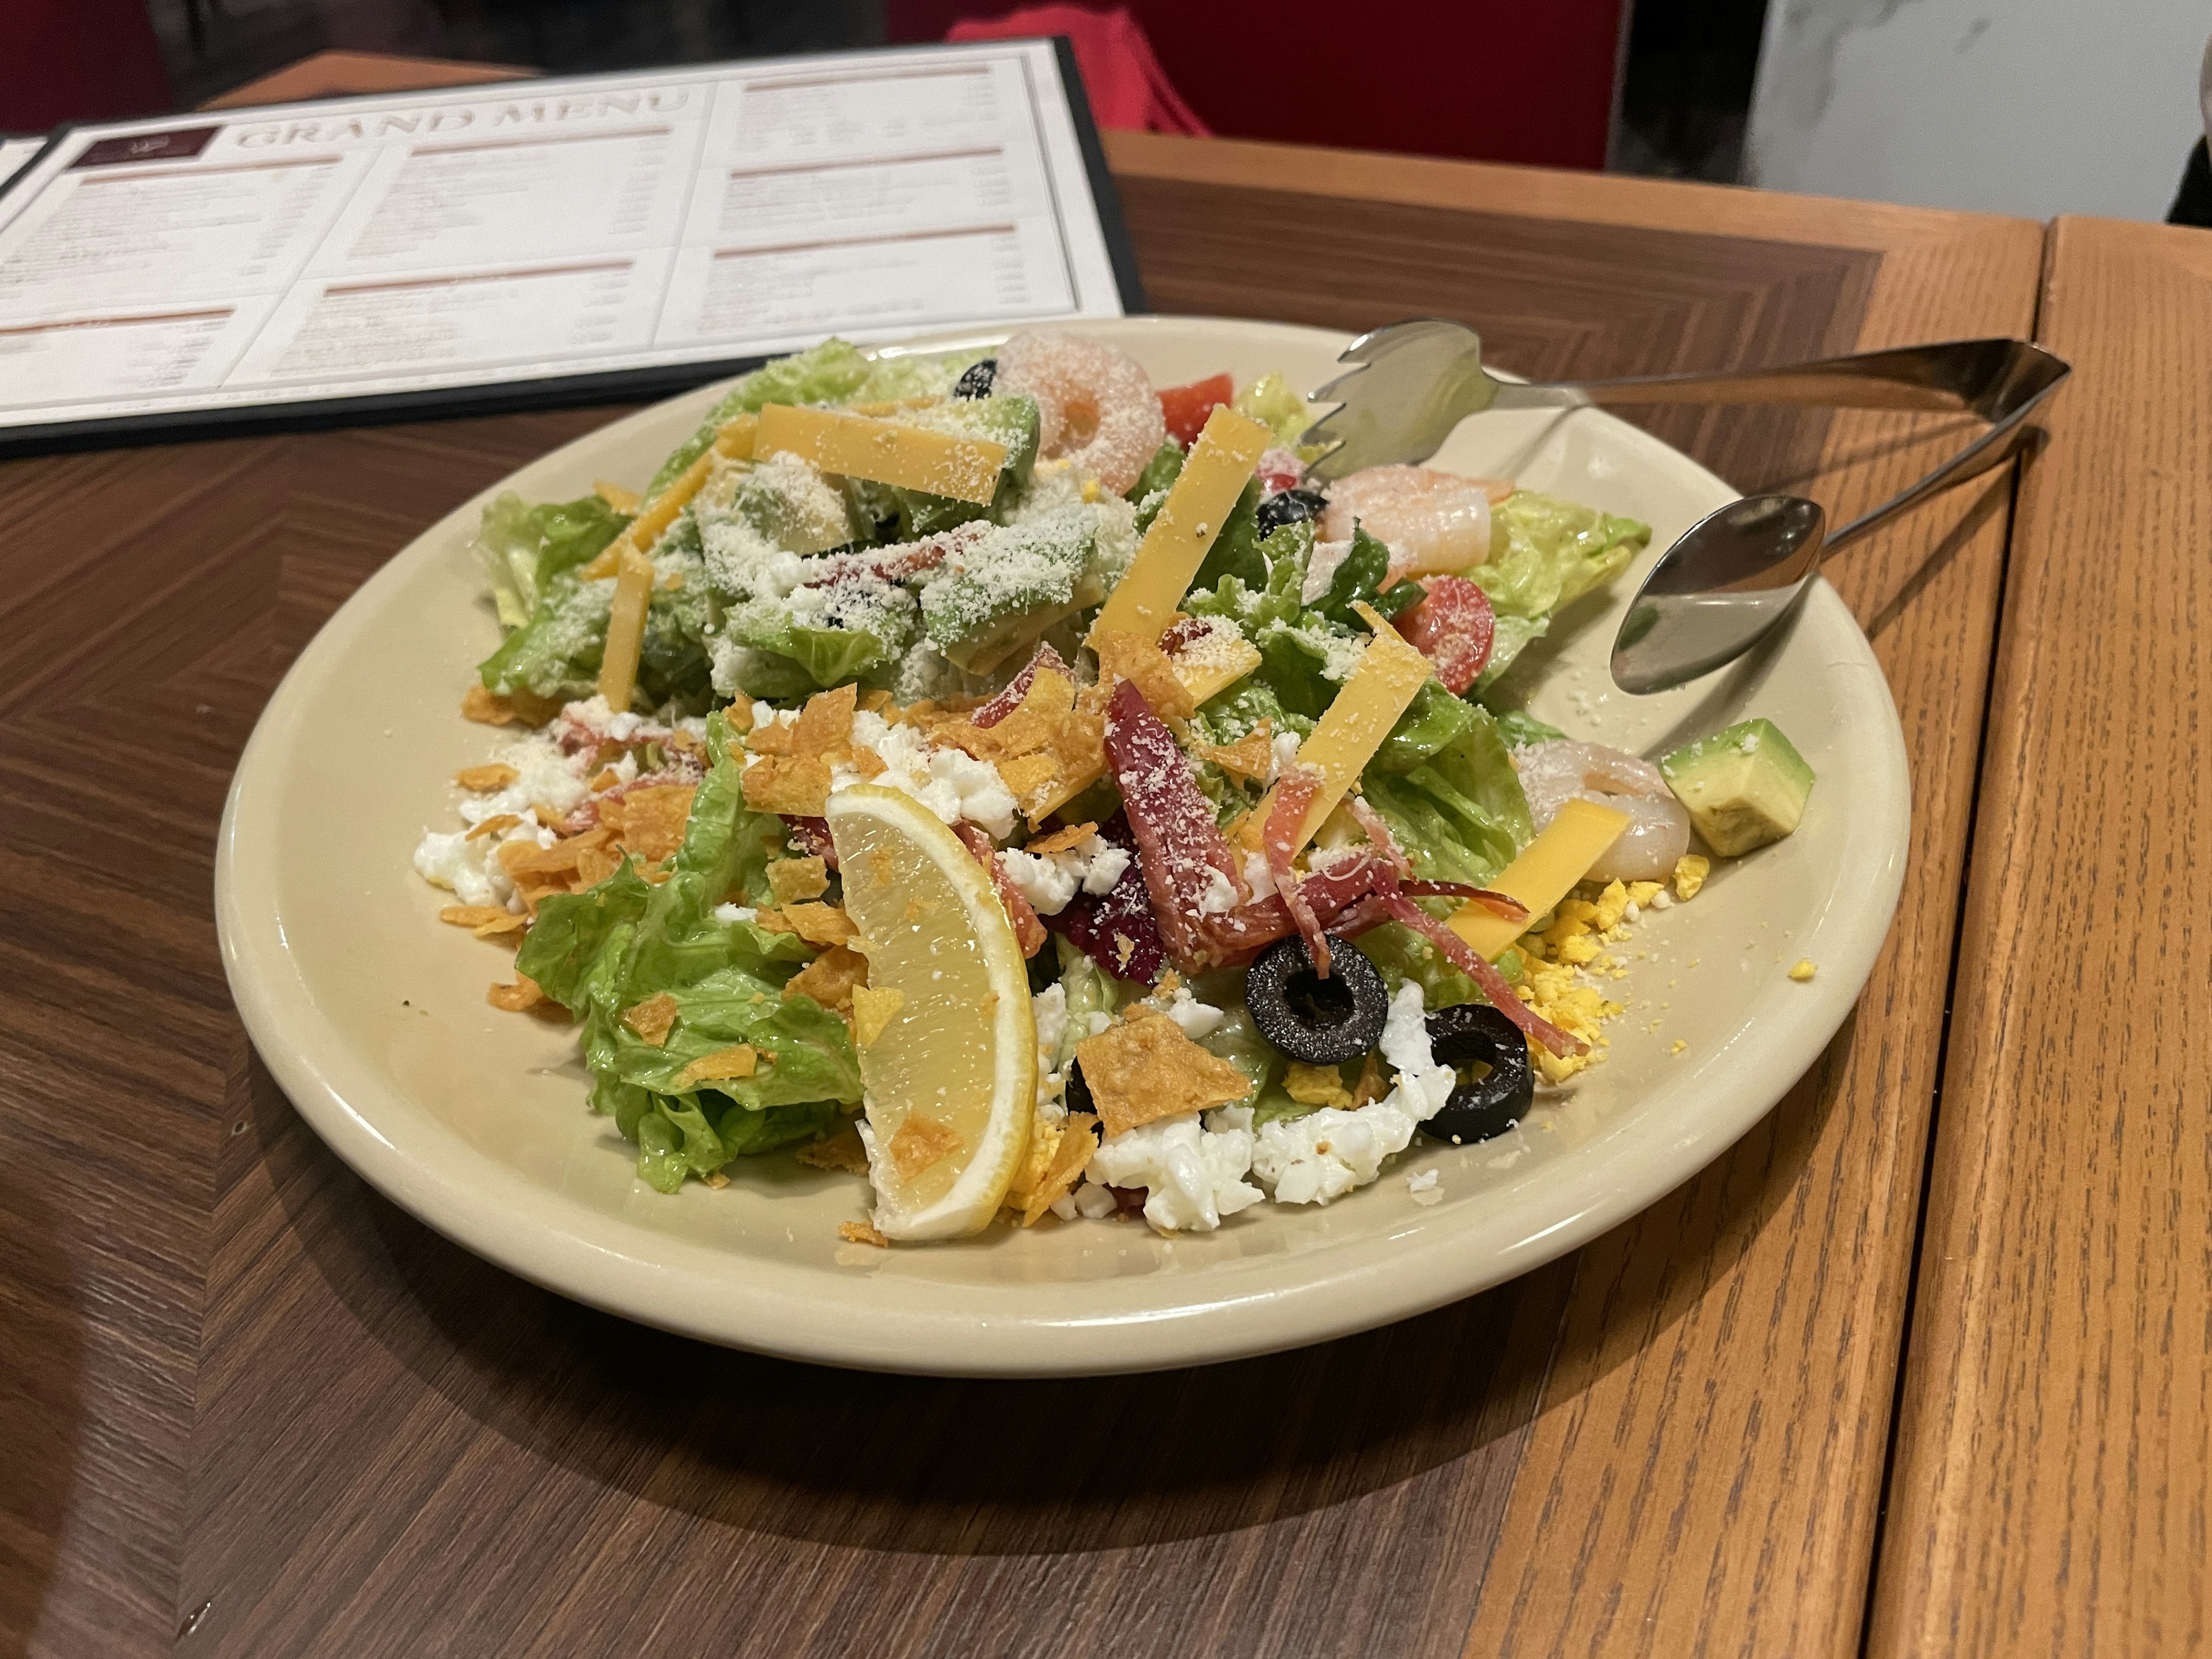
[1298, 319, 2071, 694]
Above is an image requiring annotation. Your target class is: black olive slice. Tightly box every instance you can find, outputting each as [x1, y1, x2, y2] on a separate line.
[1419, 1003, 1533, 1144]
[1247, 934, 1389, 1065]
[1064, 1054, 1094, 1117]
[1255, 486, 1326, 535]
[953, 357, 998, 400]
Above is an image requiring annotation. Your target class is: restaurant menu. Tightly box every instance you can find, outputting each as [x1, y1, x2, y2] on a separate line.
[0, 40, 1138, 449]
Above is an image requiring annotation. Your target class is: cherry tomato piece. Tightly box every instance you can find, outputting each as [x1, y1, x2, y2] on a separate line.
[1157, 373, 1234, 447]
[1394, 574, 1495, 695]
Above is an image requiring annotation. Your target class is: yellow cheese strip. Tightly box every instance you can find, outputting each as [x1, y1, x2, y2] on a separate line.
[754, 403, 1005, 503]
[1168, 631, 1262, 706]
[1254, 602, 1435, 852]
[1086, 404, 1274, 646]
[579, 415, 757, 579]
[1449, 798, 1630, 960]
[596, 544, 654, 711]
[594, 479, 642, 513]
[712, 411, 757, 461]
[580, 454, 710, 579]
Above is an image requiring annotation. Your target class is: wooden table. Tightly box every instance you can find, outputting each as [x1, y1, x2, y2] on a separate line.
[13, 115, 2188, 1659]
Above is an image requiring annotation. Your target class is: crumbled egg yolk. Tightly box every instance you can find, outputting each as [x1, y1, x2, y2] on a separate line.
[1513, 869, 1710, 1085]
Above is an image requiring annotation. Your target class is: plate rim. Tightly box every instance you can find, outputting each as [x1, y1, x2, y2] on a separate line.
[215, 314, 1910, 1377]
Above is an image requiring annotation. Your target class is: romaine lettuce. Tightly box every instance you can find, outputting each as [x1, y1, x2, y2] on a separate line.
[1471, 491, 1650, 687]
[1232, 372, 1314, 448]
[516, 714, 860, 1187]
[471, 490, 628, 628]
[650, 339, 988, 494]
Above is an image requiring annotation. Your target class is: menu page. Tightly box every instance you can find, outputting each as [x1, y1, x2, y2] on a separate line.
[0, 41, 1134, 442]
[0, 138, 43, 192]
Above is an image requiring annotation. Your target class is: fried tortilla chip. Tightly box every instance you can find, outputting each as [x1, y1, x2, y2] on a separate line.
[778, 902, 856, 947]
[850, 984, 904, 1047]
[1021, 1110, 1101, 1225]
[745, 716, 795, 756]
[741, 755, 830, 816]
[793, 683, 858, 759]
[439, 904, 510, 929]
[1350, 1050, 1388, 1109]
[1196, 725, 1274, 785]
[1024, 821, 1097, 857]
[1094, 631, 1196, 720]
[673, 1044, 757, 1089]
[766, 855, 830, 904]
[1074, 1006, 1253, 1137]
[574, 845, 623, 889]
[947, 669, 1075, 762]
[622, 991, 680, 1046]
[996, 751, 1058, 801]
[796, 1126, 870, 1175]
[487, 973, 546, 1012]
[464, 813, 522, 842]
[614, 783, 696, 863]
[889, 1116, 960, 1180]
[461, 683, 560, 726]
[838, 1220, 889, 1248]
[783, 943, 868, 1012]
[456, 762, 518, 791]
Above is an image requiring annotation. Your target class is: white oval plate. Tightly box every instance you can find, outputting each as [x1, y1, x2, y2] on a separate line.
[217, 316, 1907, 1377]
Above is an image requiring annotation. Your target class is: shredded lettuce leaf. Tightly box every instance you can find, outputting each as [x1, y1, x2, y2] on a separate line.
[650, 338, 988, 494]
[1232, 371, 1315, 448]
[1125, 437, 1184, 505]
[1470, 491, 1650, 687]
[1493, 707, 1569, 748]
[516, 714, 859, 1187]
[471, 491, 629, 628]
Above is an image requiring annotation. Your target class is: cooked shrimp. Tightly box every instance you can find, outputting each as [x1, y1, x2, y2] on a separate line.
[1513, 739, 1691, 882]
[1321, 465, 1512, 584]
[994, 333, 1166, 496]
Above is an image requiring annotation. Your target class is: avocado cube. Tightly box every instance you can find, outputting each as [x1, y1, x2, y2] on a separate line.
[894, 393, 1043, 537]
[1659, 718, 1815, 857]
[732, 453, 861, 554]
[920, 505, 1093, 675]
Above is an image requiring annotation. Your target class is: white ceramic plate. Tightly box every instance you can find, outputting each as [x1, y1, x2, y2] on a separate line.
[217, 316, 1908, 1377]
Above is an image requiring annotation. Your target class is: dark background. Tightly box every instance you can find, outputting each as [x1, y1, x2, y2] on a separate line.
[111, 0, 1771, 183]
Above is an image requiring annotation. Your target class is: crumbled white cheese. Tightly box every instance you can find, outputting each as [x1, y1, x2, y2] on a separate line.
[1406, 1167, 1439, 1192]
[1251, 1097, 1421, 1205]
[1241, 849, 1278, 900]
[999, 846, 1081, 914]
[712, 903, 759, 923]
[1268, 729, 1303, 784]
[1085, 1111, 1263, 1234]
[1301, 536, 1355, 604]
[1032, 983, 1069, 1103]
[1161, 986, 1225, 1040]
[1195, 867, 1238, 915]
[998, 833, 1131, 916]
[1380, 980, 1458, 1122]
[1071, 1181, 1119, 1219]
[824, 710, 1018, 838]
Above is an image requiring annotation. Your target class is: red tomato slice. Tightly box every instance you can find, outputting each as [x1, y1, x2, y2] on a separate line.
[1157, 373, 1234, 448]
[1393, 575, 1495, 695]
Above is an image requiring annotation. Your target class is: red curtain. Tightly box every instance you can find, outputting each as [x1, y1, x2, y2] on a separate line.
[889, 0, 1626, 169]
[2, 0, 171, 131]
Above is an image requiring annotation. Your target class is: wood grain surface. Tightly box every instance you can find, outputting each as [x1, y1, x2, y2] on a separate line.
[1867, 216, 2212, 1658]
[0, 132, 2043, 1659]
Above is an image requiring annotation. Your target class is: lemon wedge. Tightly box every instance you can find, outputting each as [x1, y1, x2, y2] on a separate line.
[824, 785, 1036, 1241]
